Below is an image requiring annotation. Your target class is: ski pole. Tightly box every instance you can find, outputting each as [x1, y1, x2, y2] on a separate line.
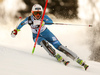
[18, 17, 22, 24]
[45, 23, 92, 27]
[32, 0, 48, 54]
[11, 17, 22, 37]
[16, 17, 22, 28]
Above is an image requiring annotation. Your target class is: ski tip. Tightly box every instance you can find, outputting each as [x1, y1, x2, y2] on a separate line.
[32, 51, 34, 54]
[32, 50, 34, 54]
[85, 66, 89, 70]
[65, 61, 70, 66]
[32, 47, 35, 54]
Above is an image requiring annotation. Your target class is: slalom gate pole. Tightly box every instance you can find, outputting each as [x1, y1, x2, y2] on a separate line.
[32, 0, 48, 54]
[45, 23, 92, 27]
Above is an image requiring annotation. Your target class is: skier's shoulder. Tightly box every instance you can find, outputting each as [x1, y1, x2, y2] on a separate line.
[44, 15, 52, 21]
[21, 15, 33, 23]
[27, 15, 31, 20]
[27, 15, 35, 21]
[44, 15, 50, 18]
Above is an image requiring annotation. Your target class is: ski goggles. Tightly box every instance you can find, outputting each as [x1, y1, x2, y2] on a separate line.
[33, 11, 42, 15]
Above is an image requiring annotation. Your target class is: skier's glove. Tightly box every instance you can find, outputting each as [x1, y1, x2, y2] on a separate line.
[42, 21, 45, 26]
[11, 28, 20, 37]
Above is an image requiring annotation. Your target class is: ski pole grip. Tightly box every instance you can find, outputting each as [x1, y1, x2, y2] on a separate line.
[89, 25, 92, 27]
[19, 17, 22, 19]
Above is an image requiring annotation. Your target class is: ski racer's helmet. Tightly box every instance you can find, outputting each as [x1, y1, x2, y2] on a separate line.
[31, 4, 43, 19]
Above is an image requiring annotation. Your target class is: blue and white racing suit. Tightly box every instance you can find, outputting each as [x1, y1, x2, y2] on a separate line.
[17, 15, 61, 49]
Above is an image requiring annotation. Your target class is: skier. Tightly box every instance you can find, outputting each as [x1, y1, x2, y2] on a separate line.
[11, 4, 89, 70]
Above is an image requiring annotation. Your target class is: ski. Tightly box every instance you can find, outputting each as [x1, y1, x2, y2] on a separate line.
[55, 54, 70, 66]
[62, 58, 70, 66]
[82, 63, 89, 70]
[55, 54, 89, 70]
[76, 58, 89, 70]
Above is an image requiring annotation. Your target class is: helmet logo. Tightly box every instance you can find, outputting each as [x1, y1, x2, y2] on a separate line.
[35, 8, 41, 10]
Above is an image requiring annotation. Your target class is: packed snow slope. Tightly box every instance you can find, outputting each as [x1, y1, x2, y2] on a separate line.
[0, 21, 100, 75]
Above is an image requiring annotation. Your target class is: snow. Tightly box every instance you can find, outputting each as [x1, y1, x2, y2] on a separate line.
[0, 23, 100, 75]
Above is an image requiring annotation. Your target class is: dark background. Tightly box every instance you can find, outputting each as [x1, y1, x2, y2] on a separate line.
[19, 0, 78, 19]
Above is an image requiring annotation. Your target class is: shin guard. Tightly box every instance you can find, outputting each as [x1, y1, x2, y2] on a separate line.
[40, 40, 56, 57]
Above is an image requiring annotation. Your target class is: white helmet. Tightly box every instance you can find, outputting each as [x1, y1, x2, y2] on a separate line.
[31, 4, 43, 14]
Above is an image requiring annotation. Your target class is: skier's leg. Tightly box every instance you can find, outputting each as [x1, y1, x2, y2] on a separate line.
[33, 34, 69, 64]
[48, 36, 89, 69]
[58, 45, 89, 70]
[40, 40, 65, 62]
[58, 45, 79, 60]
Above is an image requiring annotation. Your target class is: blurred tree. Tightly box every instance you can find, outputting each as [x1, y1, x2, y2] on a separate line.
[0, 0, 3, 3]
[78, 0, 100, 62]
[19, 0, 78, 19]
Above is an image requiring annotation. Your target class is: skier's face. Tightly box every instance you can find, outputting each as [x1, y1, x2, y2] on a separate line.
[33, 11, 42, 19]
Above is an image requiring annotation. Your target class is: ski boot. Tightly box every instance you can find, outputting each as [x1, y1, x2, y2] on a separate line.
[76, 58, 89, 70]
[56, 54, 70, 66]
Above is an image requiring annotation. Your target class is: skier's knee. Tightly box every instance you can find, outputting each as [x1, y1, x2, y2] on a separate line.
[34, 37, 46, 45]
[51, 40, 61, 49]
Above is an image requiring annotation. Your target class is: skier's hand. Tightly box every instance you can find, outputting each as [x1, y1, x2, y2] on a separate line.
[11, 28, 20, 37]
[42, 21, 45, 26]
